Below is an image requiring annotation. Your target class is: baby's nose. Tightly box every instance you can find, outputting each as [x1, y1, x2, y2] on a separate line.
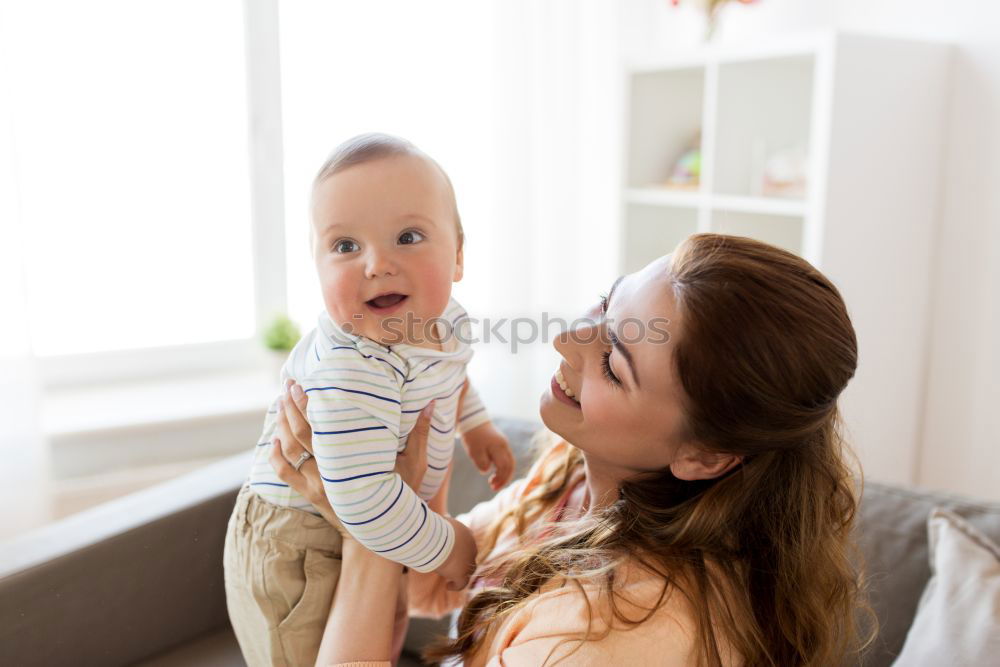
[365, 249, 399, 278]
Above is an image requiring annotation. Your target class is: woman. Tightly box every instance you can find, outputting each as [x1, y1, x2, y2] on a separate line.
[270, 234, 871, 666]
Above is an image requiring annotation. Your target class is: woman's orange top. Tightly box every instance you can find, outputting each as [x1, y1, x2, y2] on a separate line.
[335, 441, 741, 666]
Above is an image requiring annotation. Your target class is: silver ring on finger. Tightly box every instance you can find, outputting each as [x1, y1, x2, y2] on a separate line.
[292, 451, 312, 471]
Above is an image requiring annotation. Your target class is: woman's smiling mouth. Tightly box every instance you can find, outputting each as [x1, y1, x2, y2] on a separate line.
[551, 367, 581, 408]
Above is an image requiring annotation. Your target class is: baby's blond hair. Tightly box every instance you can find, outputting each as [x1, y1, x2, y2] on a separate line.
[312, 132, 464, 247]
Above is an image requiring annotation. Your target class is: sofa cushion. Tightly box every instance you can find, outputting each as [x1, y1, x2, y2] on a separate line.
[855, 482, 1000, 666]
[890, 509, 1000, 666]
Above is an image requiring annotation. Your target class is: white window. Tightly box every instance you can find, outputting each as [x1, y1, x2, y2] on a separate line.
[5, 0, 259, 383]
[277, 0, 498, 331]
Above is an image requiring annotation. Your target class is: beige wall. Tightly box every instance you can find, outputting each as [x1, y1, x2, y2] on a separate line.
[622, 0, 1000, 499]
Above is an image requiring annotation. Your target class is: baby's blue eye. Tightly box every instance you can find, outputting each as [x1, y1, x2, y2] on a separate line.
[398, 230, 425, 245]
[334, 239, 360, 254]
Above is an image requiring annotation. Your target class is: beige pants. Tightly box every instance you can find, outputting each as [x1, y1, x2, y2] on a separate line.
[223, 484, 413, 667]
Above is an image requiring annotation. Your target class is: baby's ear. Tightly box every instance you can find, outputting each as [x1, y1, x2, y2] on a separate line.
[453, 245, 464, 282]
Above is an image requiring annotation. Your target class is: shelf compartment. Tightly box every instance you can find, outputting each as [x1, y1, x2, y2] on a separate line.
[709, 210, 804, 256]
[710, 194, 805, 217]
[625, 187, 701, 209]
[622, 203, 698, 273]
[626, 68, 704, 189]
[712, 55, 814, 198]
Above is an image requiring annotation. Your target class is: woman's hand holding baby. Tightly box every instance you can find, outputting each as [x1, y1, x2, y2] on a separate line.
[395, 400, 436, 491]
[270, 379, 329, 514]
[272, 380, 440, 526]
[273, 380, 476, 590]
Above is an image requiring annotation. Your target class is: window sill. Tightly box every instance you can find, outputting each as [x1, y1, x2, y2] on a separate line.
[42, 369, 279, 437]
[40, 369, 280, 479]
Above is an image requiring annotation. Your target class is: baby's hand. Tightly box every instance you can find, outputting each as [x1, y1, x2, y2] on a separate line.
[435, 517, 478, 591]
[462, 422, 515, 491]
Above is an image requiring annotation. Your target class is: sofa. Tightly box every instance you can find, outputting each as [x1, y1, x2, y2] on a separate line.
[2, 417, 997, 666]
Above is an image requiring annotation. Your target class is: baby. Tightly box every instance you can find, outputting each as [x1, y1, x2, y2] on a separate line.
[223, 133, 514, 666]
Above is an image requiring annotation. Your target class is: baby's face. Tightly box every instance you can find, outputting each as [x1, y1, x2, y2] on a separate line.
[311, 153, 463, 346]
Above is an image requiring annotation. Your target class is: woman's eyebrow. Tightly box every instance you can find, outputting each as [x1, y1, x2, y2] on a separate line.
[605, 275, 640, 388]
[607, 275, 624, 302]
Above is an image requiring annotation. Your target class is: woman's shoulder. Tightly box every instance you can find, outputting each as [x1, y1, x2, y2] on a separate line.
[531, 560, 691, 623]
[482, 562, 722, 666]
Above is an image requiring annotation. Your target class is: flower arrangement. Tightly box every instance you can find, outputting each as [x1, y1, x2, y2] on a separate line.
[669, 0, 759, 40]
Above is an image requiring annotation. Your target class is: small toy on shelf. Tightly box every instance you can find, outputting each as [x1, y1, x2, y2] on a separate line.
[664, 133, 702, 190]
[758, 142, 808, 199]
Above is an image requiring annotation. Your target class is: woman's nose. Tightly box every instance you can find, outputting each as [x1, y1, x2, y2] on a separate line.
[365, 247, 399, 279]
[553, 320, 599, 368]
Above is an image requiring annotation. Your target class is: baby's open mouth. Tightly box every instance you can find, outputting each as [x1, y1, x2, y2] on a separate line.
[365, 293, 409, 310]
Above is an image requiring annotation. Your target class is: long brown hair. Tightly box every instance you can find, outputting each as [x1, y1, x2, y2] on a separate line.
[426, 234, 873, 666]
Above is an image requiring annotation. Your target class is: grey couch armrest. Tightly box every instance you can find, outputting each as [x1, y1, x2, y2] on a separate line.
[0, 418, 544, 667]
[0, 453, 250, 667]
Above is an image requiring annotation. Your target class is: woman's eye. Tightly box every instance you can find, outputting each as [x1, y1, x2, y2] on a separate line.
[601, 350, 621, 386]
[398, 230, 425, 245]
[599, 293, 609, 315]
[334, 239, 359, 254]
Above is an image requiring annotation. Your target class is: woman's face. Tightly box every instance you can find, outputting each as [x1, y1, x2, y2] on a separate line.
[540, 254, 689, 475]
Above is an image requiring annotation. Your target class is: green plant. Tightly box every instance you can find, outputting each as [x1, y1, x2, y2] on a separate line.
[262, 314, 301, 352]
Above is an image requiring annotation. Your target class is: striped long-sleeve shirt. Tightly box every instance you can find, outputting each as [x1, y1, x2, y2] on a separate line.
[246, 298, 491, 572]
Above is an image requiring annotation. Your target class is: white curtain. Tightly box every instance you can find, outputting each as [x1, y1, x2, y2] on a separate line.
[0, 12, 51, 541]
[278, 0, 624, 421]
[467, 0, 624, 419]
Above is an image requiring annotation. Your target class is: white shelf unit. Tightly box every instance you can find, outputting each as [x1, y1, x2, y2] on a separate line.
[619, 32, 951, 486]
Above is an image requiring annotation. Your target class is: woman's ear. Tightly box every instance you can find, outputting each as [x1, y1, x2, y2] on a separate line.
[670, 444, 743, 481]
